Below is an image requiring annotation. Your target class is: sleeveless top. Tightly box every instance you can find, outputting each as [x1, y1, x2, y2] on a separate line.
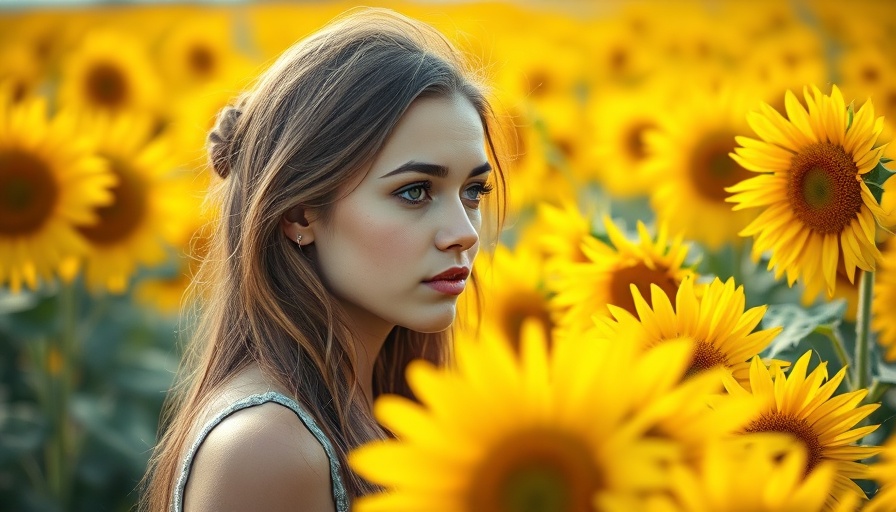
[171, 391, 350, 512]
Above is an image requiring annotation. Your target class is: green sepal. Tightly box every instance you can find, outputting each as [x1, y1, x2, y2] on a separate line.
[847, 102, 855, 130]
[881, 157, 893, 164]
[863, 159, 896, 205]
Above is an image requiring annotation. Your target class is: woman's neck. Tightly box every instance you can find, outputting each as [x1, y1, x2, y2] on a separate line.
[351, 324, 393, 411]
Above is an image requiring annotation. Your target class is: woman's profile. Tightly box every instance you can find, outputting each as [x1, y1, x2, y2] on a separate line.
[140, 7, 505, 511]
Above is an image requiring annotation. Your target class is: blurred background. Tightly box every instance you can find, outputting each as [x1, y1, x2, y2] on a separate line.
[0, 0, 894, 510]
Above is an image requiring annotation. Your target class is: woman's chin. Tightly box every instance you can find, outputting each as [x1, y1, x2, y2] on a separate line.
[403, 311, 456, 334]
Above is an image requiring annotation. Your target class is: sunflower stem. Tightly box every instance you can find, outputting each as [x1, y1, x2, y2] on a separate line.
[854, 271, 875, 391]
[47, 283, 76, 507]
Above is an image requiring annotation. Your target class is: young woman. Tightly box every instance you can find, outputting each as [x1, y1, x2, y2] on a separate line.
[140, 7, 505, 512]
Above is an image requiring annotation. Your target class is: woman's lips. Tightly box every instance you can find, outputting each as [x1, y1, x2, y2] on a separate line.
[423, 279, 466, 295]
[425, 266, 470, 282]
[423, 266, 469, 295]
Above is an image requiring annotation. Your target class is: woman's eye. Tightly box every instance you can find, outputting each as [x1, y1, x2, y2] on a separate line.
[463, 182, 494, 204]
[395, 183, 431, 204]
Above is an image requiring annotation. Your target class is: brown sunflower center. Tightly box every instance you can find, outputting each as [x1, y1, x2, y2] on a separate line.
[685, 340, 729, 377]
[787, 143, 863, 235]
[690, 131, 751, 203]
[861, 66, 880, 85]
[78, 157, 147, 245]
[744, 412, 823, 475]
[609, 47, 629, 74]
[188, 45, 215, 77]
[608, 262, 679, 316]
[467, 428, 603, 512]
[501, 292, 554, 352]
[85, 62, 129, 108]
[624, 121, 655, 161]
[0, 150, 58, 235]
[12, 80, 28, 103]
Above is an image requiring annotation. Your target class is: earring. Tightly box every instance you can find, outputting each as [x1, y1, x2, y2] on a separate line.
[296, 233, 303, 245]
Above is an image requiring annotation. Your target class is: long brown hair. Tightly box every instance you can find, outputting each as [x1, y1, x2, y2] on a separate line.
[140, 7, 506, 510]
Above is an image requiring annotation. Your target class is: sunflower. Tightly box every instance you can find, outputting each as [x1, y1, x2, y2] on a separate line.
[525, 198, 594, 265]
[592, 276, 781, 386]
[58, 28, 162, 116]
[492, 27, 587, 101]
[727, 85, 889, 298]
[865, 432, 896, 511]
[724, 352, 880, 507]
[4, 10, 84, 73]
[587, 83, 665, 198]
[458, 242, 554, 351]
[801, 249, 863, 323]
[549, 216, 694, 335]
[583, 18, 657, 84]
[530, 94, 592, 187]
[645, 87, 765, 250]
[666, 434, 836, 512]
[736, 26, 828, 112]
[157, 14, 251, 91]
[873, 237, 896, 361]
[0, 42, 43, 103]
[650, 5, 738, 66]
[63, 114, 187, 293]
[498, 101, 581, 215]
[350, 321, 711, 511]
[0, 95, 114, 292]
[838, 43, 893, 99]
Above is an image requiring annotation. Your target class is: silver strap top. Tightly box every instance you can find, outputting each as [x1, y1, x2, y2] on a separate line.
[171, 391, 349, 512]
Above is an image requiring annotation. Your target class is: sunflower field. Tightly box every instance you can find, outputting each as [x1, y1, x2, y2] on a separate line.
[1, 1, 896, 511]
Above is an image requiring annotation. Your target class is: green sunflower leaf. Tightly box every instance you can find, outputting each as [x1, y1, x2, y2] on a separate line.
[864, 160, 896, 205]
[761, 300, 847, 358]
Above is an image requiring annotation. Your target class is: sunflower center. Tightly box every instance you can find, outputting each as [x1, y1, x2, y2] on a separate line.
[608, 262, 679, 316]
[467, 428, 602, 512]
[0, 150, 58, 235]
[787, 143, 863, 235]
[12, 80, 28, 103]
[188, 45, 216, 77]
[85, 62, 129, 108]
[609, 47, 629, 74]
[679, 338, 729, 377]
[861, 66, 880, 85]
[689, 131, 750, 203]
[744, 412, 823, 475]
[624, 121, 655, 161]
[78, 157, 147, 245]
[501, 293, 554, 352]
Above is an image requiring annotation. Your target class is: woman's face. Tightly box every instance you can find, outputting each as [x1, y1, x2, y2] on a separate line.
[308, 93, 492, 337]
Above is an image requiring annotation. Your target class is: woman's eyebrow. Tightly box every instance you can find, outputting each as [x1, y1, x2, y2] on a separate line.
[380, 161, 492, 179]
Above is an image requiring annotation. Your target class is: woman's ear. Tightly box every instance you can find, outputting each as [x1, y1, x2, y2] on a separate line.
[280, 205, 315, 246]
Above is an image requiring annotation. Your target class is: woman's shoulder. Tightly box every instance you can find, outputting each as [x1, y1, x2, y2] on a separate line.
[181, 377, 337, 511]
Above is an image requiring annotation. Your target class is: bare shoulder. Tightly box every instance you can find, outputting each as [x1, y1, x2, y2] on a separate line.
[183, 401, 336, 512]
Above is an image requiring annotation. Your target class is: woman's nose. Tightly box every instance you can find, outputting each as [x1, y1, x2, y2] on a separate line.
[434, 199, 479, 252]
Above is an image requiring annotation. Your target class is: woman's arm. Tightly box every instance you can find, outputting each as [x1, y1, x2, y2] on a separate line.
[183, 402, 337, 512]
